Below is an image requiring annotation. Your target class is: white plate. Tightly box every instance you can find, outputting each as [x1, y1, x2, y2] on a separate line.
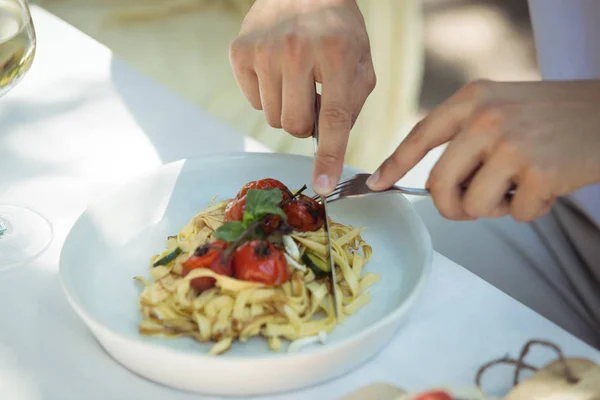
[59, 153, 432, 396]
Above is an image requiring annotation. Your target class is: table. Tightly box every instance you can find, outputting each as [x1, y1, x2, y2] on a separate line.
[1, 7, 598, 400]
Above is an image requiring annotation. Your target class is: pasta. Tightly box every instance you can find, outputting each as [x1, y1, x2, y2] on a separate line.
[134, 180, 380, 355]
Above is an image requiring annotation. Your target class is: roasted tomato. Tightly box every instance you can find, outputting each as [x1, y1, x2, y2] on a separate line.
[224, 196, 283, 235]
[226, 179, 295, 223]
[236, 178, 292, 200]
[413, 390, 453, 400]
[260, 214, 283, 235]
[232, 240, 289, 285]
[282, 194, 325, 232]
[182, 240, 233, 291]
[224, 195, 246, 223]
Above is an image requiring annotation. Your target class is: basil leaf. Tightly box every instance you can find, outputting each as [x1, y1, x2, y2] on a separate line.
[245, 189, 282, 213]
[256, 206, 287, 220]
[215, 221, 246, 242]
[244, 189, 287, 223]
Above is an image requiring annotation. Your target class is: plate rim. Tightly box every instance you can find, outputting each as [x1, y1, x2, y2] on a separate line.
[58, 152, 433, 362]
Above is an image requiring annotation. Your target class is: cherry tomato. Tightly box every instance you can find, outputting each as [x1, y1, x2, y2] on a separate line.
[182, 240, 233, 291]
[260, 214, 283, 235]
[224, 196, 283, 235]
[232, 240, 289, 285]
[236, 178, 292, 200]
[224, 195, 246, 223]
[282, 194, 325, 232]
[413, 390, 453, 400]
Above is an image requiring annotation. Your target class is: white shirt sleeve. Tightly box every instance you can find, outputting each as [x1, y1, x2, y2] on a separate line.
[528, 0, 600, 224]
[528, 0, 600, 80]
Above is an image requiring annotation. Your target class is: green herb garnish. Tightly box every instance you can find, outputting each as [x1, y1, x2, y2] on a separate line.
[243, 188, 287, 224]
[216, 188, 287, 243]
[214, 221, 246, 242]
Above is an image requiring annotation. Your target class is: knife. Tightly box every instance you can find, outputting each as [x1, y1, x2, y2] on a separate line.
[311, 95, 342, 322]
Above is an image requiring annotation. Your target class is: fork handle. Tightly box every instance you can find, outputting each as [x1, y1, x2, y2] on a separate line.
[391, 184, 517, 198]
[390, 186, 430, 196]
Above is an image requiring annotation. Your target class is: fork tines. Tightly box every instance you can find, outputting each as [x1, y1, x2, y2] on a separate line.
[311, 174, 370, 202]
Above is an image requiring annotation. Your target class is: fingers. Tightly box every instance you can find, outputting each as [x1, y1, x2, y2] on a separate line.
[230, 41, 262, 110]
[233, 35, 286, 129]
[236, 70, 262, 110]
[281, 74, 314, 137]
[461, 139, 554, 222]
[461, 149, 518, 219]
[367, 99, 473, 191]
[350, 57, 377, 125]
[231, 39, 283, 123]
[510, 169, 554, 222]
[312, 71, 355, 195]
[280, 40, 314, 137]
[309, 30, 375, 195]
[425, 128, 496, 220]
[231, 6, 377, 197]
[362, 77, 560, 223]
[311, 63, 375, 195]
[429, 143, 553, 222]
[367, 79, 496, 191]
[271, 37, 375, 142]
[257, 71, 283, 128]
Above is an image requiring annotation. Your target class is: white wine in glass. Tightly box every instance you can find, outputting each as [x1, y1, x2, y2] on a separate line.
[0, 0, 53, 270]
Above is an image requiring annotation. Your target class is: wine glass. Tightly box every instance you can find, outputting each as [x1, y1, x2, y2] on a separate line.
[0, 0, 53, 271]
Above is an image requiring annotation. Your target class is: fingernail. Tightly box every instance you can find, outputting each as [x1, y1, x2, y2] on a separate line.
[366, 169, 380, 188]
[314, 174, 332, 194]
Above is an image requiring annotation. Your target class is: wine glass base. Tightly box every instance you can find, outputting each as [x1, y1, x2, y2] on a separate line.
[0, 205, 53, 271]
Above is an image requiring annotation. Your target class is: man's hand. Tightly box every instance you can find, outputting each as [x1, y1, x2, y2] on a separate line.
[367, 79, 600, 222]
[230, 0, 376, 195]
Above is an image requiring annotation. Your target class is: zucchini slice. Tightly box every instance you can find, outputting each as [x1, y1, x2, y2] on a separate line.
[153, 247, 182, 267]
[301, 252, 331, 277]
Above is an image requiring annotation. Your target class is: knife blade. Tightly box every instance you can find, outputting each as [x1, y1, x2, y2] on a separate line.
[311, 95, 342, 322]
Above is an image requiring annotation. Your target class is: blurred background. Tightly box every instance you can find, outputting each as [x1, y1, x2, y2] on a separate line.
[31, 0, 541, 172]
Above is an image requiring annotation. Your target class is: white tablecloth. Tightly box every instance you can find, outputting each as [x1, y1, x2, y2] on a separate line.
[1, 7, 598, 400]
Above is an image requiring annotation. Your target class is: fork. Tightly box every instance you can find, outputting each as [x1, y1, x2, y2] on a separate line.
[312, 173, 516, 204]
